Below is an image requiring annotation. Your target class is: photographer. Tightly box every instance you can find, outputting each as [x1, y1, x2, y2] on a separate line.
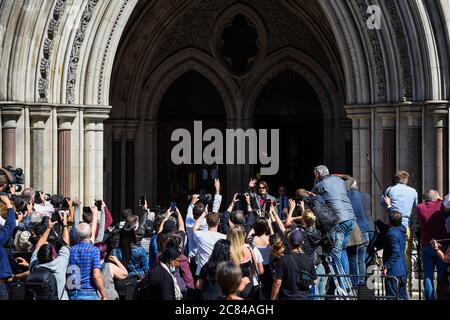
[0, 195, 15, 300]
[33, 191, 54, 218]
[28, 211, 70, 300]
[185, 179, 222, 275]
[220, 193, 255, 235]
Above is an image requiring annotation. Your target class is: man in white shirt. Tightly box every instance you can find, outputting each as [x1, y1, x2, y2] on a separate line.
[192, 208, 226, 276]
[185, 179, 222, 268]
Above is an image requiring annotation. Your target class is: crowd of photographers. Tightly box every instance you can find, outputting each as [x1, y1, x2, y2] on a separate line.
[0, 164, 450, 300]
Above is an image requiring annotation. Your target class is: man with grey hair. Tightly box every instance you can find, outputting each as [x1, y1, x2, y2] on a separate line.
[312, 165, 355, 276]
[67, 222, 107, 300]
[416, 189, 448, 300]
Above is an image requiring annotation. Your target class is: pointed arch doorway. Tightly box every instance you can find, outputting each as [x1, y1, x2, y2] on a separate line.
[157, 70, 228, 208]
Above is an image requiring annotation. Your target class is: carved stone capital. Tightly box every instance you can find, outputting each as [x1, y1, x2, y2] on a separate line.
[0, 105, 22, 128]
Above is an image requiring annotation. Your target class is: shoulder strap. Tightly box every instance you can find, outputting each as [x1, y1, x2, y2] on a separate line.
[247, 246, 260, 283]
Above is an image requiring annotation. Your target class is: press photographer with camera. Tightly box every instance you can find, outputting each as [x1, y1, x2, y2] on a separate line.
[33, 191, 54, 218]
[0, 195, 15, 300]
[185, 179, 222, 278]
[220, 192, 255, 235]
[27, 210, 70, 300]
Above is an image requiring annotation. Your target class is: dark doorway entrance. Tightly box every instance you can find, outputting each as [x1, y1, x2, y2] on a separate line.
[254, 70, 324, 196]
[157, 70, 227, 209]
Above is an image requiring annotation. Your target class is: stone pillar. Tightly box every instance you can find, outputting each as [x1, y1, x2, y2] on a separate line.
[57, 109, 77, 197]
[83, 108, 110, 205]
[378, 109, 397, 189]
[29, 107, 51, 191]
[359, 116, 371, 193]
[344, 107, 371, 192]
[1, 106, 22, 167]
[225, 119, 253, 203]
[95, 123, 104, 200]
[135, 120, 157, 206]
[84, 121, 97, 205]
[403, 106, 422, 197]
[350, 117, 360, 181]
[433, 110, 448, 196]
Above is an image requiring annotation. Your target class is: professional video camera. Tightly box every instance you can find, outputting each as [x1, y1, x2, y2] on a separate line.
[0, 166, 25, 194]
[188, 192, 213, 204]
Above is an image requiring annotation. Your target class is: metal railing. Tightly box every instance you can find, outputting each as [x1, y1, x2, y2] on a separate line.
[309, 274, 400, 300]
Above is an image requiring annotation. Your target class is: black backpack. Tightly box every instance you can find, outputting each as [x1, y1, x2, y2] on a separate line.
[296, 269, 315, 291]
[309, 197, 339, 250]
[310, 197, 338, 234]
[25, 267, 59, 300]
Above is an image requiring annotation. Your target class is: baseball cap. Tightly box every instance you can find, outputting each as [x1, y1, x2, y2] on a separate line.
[288, 228, 303, 247]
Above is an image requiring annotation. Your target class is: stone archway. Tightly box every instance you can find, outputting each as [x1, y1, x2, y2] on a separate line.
[0, 0, 449, 219]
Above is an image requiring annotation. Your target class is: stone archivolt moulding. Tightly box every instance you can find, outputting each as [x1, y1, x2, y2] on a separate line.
[38, 0, 68, 103]
[97, 0, 130, 105]
[66, 0, 100, 104]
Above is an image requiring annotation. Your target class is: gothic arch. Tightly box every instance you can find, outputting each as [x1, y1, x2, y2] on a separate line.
[140, 48, 239, 121]
[242, 47, 343, 121]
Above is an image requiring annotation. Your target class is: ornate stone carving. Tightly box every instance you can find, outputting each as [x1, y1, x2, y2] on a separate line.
[383, 0, 413, 99]
[327, 3, 357, 103]
[97, 0, 130, 105]
[38, 0, 67, 103]
[66, 0, 100, 104]
[146, 0, 330, 79]
[355, 0, 387, 102]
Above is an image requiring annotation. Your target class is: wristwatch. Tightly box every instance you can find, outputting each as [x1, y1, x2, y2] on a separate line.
[62, 225, 69, 228]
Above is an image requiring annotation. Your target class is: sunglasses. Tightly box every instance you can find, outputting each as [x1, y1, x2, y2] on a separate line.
[259, 186, 266, 189]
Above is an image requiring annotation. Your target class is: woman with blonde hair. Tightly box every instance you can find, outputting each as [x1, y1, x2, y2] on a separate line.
[227, 225, 263, 298]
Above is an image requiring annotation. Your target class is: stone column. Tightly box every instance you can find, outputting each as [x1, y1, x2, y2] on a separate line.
[403, 106, 422, 197]
[135, 120, 157, 206]
[343, 107, 371, 192]
[84, 121, 97, 205]
[29, 107, 51, 191]
[225, 119, 253, 203]
[57, 109, 77, 197]
[83, 108, 110, 205]
[433, 110, 448, 196]
[359, 116, 371, 193]
[378, 109, 397, 189]
[1, 106, 22, 167]
[95, 122, 104, 200]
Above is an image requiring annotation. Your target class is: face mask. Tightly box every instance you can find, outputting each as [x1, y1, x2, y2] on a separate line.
[169, 266, 176, 273]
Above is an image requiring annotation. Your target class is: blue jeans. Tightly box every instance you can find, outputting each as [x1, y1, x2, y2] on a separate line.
[347, 232, 369, 286]
[422, 244, 448, 300]
[385, 275, 408, 300]
[331, 219, 355, 275]
[68, 289, 99, 300]
[312, 263, 327, 300]
[0, 282, 8, 300]
[365, 231, 377, 265]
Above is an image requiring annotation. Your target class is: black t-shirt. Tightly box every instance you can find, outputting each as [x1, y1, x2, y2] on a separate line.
[274, 252, 317, 300]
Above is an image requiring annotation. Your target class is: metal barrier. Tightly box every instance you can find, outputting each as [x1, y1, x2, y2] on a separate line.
[309, 274, 400, 300]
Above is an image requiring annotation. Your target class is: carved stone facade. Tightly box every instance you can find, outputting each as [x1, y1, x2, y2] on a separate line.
[0, 0, 449, 222]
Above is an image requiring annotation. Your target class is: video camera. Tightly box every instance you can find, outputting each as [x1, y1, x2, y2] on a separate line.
[188, 193, 213, 205]
[0, 166, 25, 194]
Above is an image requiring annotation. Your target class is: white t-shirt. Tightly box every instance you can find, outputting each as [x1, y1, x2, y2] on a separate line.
[193, 230, 226, 275]
[33, 201, 54, 217]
